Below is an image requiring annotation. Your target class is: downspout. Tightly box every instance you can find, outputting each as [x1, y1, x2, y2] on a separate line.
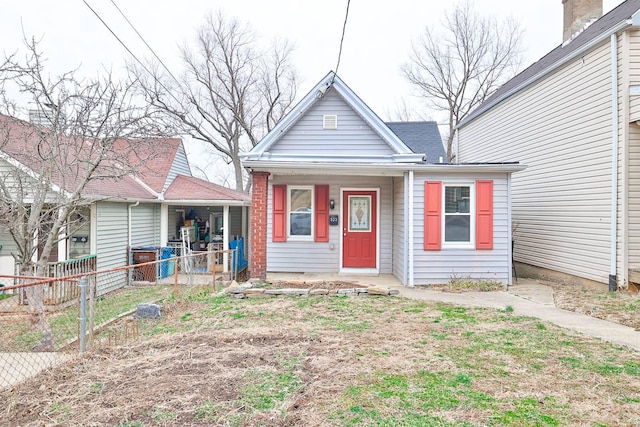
[610, 34, 619, 292]
[408, 170, 415, 287]
[507, 173, 513, 289]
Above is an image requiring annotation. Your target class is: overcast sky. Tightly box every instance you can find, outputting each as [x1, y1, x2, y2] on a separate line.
[0, 0, 626, 183]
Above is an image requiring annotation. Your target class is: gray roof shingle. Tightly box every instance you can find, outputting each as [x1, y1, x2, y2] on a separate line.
[385, 121, 446, 163]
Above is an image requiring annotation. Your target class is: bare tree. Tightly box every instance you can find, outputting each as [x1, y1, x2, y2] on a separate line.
[0, 39, 166, 349]
[402, 0, 522, 160]
[130, 12, 298, 193]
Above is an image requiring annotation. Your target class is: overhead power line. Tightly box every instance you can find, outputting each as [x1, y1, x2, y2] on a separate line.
[82, 0, 216, 141]
[333, 0, 352, 80]
[108, 0, 182, 88]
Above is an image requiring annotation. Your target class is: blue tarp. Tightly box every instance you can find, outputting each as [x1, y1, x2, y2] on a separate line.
[229, 238, 248, 271]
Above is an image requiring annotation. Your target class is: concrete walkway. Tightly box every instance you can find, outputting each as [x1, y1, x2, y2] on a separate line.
[267, 273, 640, 352]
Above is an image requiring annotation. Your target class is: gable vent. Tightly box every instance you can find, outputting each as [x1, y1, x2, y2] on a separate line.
[323, 115, 338, 129]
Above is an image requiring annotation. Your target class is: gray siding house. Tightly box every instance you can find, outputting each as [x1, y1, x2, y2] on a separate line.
[456, 0, 640, 289]
[0, 114, 250, 291]
[243, 72, 524, 286]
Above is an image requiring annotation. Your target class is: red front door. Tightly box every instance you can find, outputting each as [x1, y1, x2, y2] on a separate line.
[342, 190, 377, 268]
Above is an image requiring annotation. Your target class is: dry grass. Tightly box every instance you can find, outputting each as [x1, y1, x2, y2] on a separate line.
[551, 282, 640, 330]
[2, 285, 640, 426]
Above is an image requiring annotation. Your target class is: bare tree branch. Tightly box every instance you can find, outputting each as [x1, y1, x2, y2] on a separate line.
[128, 11, 298, 193]
[0, 38, 169, 349]
[402, 0, 522, 160]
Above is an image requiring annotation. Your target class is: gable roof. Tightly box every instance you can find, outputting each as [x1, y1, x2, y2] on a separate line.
[458, 0, 640, 128]
[244, 71, 425, 163]
[385, 121, 446, 163]
[164, 175, 250, 203]
[0, 113, 247, 204]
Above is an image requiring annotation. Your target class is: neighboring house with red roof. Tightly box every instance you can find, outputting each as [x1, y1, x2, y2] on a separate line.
[0, 113, 250, 288]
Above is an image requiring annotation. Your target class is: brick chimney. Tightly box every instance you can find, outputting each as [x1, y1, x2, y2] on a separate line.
[562, 0, 602, 43]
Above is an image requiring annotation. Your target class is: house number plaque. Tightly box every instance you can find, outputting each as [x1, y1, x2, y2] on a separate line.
[329, 215, 339, 226]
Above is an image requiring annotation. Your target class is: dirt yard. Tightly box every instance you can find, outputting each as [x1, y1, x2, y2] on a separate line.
[2, 281, 640, 426]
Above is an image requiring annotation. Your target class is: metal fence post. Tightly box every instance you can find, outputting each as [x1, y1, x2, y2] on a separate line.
[79, 276, 87, 353]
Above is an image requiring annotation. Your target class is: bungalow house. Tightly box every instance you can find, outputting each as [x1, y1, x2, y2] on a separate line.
[0, 113, 250, 294]
[456, 0, 640, 290]
[242, 72, 524, 286]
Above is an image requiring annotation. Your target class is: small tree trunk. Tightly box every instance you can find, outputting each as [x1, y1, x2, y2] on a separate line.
[24, 266, 54, 352]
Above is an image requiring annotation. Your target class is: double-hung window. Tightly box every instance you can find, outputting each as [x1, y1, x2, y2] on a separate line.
[443, 184, 474, 246]
[288, 186, 313, 239]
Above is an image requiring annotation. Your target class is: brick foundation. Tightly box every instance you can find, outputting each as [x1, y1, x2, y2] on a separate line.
[250, 171, 270, 279]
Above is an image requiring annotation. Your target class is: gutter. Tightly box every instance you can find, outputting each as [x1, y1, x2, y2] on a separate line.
[244, 161, 526, 175]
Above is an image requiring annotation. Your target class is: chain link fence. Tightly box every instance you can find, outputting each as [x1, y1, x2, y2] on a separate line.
[0, 248, 241, 390]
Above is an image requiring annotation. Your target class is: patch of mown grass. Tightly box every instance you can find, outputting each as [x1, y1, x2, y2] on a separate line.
[434, 302, 478, 324]
[334, 369, 569, 426]
[9, 285, 172, 350]
[493, 397, 562, 426]
[240, 356, 301, 413]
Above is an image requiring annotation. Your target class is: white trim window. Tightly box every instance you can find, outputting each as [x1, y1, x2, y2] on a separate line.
[288, 186, 314, 239]
[443, 183, 475, 247]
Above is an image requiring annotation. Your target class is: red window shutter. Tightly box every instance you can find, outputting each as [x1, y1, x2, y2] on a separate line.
[272, 185, 287, 242]
[424, 181, 442, 251]
[315, 185, 329, 242]
[476, 180, 494, 250]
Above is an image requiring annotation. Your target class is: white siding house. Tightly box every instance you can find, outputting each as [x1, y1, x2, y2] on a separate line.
[456, 0, 640, 289]
[243, 72, 523, 285]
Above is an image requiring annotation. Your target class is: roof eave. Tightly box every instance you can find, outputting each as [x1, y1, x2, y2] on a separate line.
[457, 19, 634, 129]
[244, 160, 526, 176]
[162, 199, 251, 206]
[242, 153, 426, 163]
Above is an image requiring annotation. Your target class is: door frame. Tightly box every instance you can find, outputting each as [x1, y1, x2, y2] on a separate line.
[339, 187, 380, 273]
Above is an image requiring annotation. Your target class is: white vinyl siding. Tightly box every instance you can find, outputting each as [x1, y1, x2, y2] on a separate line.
[130, 203, 160, 248]
[412, 174, 511, 284]
[95, 202, 129, 295]
[269, 90, 395, 157]
[267, 175, 393, 273]
[162, 142, 191, 193]
[392, 176, 406, 283]
[627, 30, 640, 277]
[458, 40, 613, 284]
[629, 29, 640, 122]
[628, 118, 640, 269]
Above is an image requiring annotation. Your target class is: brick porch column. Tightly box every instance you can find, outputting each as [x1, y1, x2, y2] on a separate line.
[250, 171, 270, 279]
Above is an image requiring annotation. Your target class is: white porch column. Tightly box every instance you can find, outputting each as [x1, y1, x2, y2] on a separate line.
[223, 205, 230, 273]
[408, 170, 415, 288]
[160, 204, 169, 246]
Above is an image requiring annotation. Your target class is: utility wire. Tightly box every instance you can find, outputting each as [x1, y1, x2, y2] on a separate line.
[333, 0, 351, 83]
[109, 0, 182, 87]
[82, 0, 149, 76]
[82, 0, 214, 141]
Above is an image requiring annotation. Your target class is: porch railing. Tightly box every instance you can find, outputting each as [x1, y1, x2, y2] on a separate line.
[17, 254, 97, 306]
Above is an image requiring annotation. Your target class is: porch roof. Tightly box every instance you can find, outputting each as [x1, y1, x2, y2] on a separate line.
[163, 175, 250, 205]
[244, 161, 526, 177]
